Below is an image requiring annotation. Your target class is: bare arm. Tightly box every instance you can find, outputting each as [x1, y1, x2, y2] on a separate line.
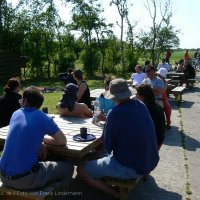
[77, 82, 87, 101]
[43, 130, 67, 146]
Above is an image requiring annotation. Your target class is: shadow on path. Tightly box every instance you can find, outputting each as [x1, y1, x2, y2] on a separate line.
[128, 176, 182, 200]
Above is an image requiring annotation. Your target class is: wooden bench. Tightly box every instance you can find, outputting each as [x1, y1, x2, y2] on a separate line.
[170, 86, 186, 103]
[105, 177, 141, 200]
[0, 180, 64, 200]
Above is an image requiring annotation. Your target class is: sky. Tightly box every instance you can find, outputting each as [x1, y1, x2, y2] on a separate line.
[8, 0, 200, 49]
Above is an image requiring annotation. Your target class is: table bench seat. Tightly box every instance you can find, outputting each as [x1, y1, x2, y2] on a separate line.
[104, 177, 141, 200]
[170, 86, 186, 103]
[0, 180, 64, 200]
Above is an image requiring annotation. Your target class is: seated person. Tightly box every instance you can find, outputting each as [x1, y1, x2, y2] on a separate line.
[98, 75, 116, 115]
[178, 59, 196, 86]
[0, 86, 74, 190]
[73, 69, 92, 109]
[0, 78, 22, 128]
[131, 64, 146, 86]
[157, 58, 170, 71]
[142, 65, 165, 108]
[57, 83, 93, 118]
[58, 68, 77, 85]
[136, 84, 166, 149]
[77, 79, 159, 198]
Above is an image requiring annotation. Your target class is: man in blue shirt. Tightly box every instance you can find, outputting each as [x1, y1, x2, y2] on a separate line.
[77, 78, 159, 198]
[0, 86, 73, 190]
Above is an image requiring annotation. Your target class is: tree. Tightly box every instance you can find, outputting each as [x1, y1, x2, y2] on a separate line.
[142, 0, 178, 65]
[110, 0, 131, 77]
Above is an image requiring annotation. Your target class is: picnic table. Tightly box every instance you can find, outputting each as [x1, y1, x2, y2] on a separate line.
[166, 71, 184, 79]
[0, 115, 104, 159]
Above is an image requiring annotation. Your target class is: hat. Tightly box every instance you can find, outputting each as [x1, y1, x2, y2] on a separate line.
[104, 78, 135, 100]
[162, 58, 166, 62]
[157, 68, 168, 78]
[64, 83, 78, 94]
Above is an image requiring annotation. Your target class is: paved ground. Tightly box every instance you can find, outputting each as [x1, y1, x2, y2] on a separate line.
[56, 73, 200, 200]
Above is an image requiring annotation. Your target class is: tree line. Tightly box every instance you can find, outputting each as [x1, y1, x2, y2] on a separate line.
[0, 0, 180, 79]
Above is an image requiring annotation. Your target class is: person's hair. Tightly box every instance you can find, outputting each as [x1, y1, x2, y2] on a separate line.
[104, 75, 116, 86]
[135, 65, 142, 71]
[136, 84, 155, 105]
[179, 59, 184, 65]
[144, 60, 151, 66]
[145, 65, 156, 71]
[4, 78, 21, 93]
[73, 69, 83, 80]
[23, 86, 44, 108]
[67, 68, 74, 74]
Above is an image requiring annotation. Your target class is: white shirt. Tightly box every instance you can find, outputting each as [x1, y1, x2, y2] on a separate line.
[157, 62, 170, 71]
[131, 72, 146, 86]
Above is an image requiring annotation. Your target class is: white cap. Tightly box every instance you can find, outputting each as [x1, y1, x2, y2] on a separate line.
[158, 68, 168, 78]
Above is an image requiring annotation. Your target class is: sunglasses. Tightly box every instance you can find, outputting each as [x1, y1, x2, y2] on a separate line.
[145, 70, 151, 73]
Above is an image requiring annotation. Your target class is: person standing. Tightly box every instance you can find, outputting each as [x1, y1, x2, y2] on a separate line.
[0, 78, 22, 128]
[184, 50, 190, 61]
[157, 68, 172, 129]
[0, 86, 74, 190]
[77, 79, 159, 198]
[165, 50, 171, 64]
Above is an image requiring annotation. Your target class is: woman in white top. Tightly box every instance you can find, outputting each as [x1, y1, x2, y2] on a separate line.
[131, 65, 146, 86]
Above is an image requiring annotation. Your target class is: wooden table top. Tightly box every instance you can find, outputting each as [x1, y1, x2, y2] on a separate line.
[167, 72, 184, 76]
[0, 115, 104, 158]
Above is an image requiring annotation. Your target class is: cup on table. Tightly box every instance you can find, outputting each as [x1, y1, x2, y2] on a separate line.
[80, 127, 89, 139]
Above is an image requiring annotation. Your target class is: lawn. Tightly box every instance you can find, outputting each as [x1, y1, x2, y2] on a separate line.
[0, 78, 104, 114]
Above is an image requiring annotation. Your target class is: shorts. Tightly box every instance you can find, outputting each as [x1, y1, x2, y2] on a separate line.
[84, 154, 140, 179]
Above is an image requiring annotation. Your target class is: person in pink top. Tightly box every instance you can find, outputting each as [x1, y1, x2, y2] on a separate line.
[157, 68, 172, 129]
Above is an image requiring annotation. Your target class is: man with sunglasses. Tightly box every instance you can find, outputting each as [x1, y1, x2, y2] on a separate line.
[0, 86, 74, 191]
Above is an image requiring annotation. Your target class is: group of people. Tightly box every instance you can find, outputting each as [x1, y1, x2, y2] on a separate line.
[0, 67, 163, 199]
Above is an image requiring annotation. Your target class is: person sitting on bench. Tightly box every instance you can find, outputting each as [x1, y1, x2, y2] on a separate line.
[77, 79, 159, 198]
[0, 86, 74, 190]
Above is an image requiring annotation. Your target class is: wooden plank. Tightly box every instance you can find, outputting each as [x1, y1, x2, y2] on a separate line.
[0, 115, 103, 159]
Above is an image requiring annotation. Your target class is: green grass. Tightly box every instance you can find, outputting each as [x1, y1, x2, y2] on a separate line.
[0, 78, 104, 114]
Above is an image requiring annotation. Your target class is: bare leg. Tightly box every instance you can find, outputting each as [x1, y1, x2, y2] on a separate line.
[77, 166, 118, 198]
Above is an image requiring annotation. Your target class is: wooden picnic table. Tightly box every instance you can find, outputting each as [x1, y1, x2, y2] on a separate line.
[166, 71, 184, 79]
[0, 115, 103, 159]
[90, 88, 104, 101]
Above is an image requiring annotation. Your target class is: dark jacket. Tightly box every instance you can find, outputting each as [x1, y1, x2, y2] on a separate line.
[0, 91, 22, 128]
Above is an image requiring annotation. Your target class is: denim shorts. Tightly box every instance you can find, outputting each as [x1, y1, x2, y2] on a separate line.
[84, 154, 140, 179]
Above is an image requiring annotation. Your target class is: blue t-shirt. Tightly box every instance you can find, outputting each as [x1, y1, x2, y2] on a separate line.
[103, 99, 159, 175]
[0, 108, 60, 176]
[98, 93, 115, 115]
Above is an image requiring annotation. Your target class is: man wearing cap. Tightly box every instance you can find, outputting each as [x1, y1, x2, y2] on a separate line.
[77, 79, 159, 198]
[143, 65, 165, 107]
[157, 58, 170, 71]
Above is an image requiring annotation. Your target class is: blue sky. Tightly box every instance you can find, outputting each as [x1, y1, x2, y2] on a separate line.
[8, 0, 200, 49]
